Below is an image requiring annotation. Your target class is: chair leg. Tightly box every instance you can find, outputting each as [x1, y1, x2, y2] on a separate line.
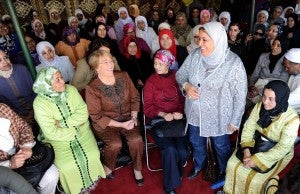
[144, 129, 162, 172]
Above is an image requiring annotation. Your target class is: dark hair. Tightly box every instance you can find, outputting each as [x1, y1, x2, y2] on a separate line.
[87, 38, 110, 59]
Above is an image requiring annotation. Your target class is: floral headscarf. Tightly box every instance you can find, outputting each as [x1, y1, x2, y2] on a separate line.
[154, 49, 177, 69]
[33, 67, 67, 104]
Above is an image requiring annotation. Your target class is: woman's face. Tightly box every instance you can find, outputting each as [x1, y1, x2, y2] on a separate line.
[257, 13, 267, 23]
[267, 25, 278, 40]
[198, 30, 214, 57]
[0, 50, 12, 71]
[96, 54, 114, 76]
[137, 20, 145, 31]
[176, 16, 186, 27]
[271, 40, 282, 55]
[42, 47, 55, 62]
[287, 17, 295, 28]
[262, 88, 276, 110]
[192, 9, 200, 18]
[154, 58, 169, 74]
[228, 25, 240, 40]
[51, 71, 65, 92]
[167, 10, 174, 18]
[67, 33, 77, 43]
[127, 42, 137, 55]
[34, 22, 44, 33]
[50, 11, 60, 20]
[70, 19, 78, 29]
[120, 11, 127, 20]
[25, 36, 36, 52]
[97, 25, 107, 38]
[201, 13, 210, 24]
[0, 23, 9, 36]
[160, 34, 172, 50]
[254, 29, 264, 40]
[220, 17, 228, 26]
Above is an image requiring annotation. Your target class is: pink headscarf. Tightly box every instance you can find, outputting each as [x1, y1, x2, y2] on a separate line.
[155, 49, 177, 69]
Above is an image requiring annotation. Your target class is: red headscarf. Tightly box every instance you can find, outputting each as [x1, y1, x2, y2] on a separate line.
[158, 29, 177, 58]
[123, 36, 141, 59]
[123, 23, 136, 37]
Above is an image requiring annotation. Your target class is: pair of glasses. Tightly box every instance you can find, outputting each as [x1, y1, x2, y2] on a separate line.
[254, 32, 264, 36]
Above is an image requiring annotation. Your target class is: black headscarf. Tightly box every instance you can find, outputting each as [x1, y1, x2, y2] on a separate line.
[257, 80, 290, 128]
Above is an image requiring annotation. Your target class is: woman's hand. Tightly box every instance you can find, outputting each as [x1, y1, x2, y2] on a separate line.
[9, 150, 28, 169]
[247, 86, 258, 98]
[243, 148, 256, 168]
[184, 83, 200, 100]
[228, 123, 238, 132]
[20, 147, 32, 159]
[172, 112, 183, 120]
[121, 120, 135, 130]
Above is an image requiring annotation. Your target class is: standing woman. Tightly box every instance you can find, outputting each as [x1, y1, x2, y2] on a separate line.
[176, 22, 247, 180]
[33, 67, 105, 194]
[85, 50, 144, 185]
[143, 50, 189, 194]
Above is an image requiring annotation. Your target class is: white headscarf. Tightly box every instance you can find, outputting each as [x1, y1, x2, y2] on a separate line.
[31, 19, 46, 40]
[36, 41, 62, 67]
[75, 9, 88, 26]
[117, 7, 133, 25]
[135, 16, 151, 45]
[257, 10, 269, 21]
[187, 24, 201, 53]
[218, 11, 231, 31]
[201, 22, 229, 69]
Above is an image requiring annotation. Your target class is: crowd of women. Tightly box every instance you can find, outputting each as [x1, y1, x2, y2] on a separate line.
[0, 1, 300, 194]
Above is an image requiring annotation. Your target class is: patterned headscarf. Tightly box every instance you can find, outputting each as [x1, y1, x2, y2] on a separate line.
[33, 67, 67, 104]
[62, 26, 80, 46]
[158, 29, 177, 59]
[201, 21, 229, 69]
[154, 49, 177, 69]
[257, 80, 290, 128]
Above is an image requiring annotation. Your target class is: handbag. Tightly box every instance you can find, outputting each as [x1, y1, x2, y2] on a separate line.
[150, 117, 186, 138]
[236, 130, 277, 173]
[17, 141, 55, 188]
[203, 137, 219, 183]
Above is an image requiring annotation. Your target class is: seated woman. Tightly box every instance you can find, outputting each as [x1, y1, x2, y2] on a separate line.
[55, 26, 91, 68]
[0, 103, 59, 194]
[143, 50, 189, 194]
[72, 38, 121, 92]
[247, 36, 290, 104]
[120, 36, 154, 90]
[223, 80, 299, 194]
[85, 50, 144, 186]
[36, 41, 74, 83]
[33, 67, 105, 194]
[158, 29, 188, 68]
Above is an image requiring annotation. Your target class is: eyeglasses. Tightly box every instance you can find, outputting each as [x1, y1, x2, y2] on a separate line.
[254, 31, 264, 36]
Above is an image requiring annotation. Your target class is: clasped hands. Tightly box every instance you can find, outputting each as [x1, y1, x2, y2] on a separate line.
[159, 112, 183, 121]
[242, 148, 256, 168]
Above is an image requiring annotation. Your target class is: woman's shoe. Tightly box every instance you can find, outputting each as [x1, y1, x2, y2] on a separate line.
[106, 172, 115, 180]
[134, 175, 144, 186]
[165, 190, 176, 194]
